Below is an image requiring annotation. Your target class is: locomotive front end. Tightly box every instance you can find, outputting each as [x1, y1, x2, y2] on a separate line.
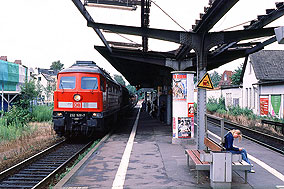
[53, 67, 105, 138]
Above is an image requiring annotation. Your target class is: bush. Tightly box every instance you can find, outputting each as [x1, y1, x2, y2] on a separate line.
[4, 106, 31, 126]
[228, 106, 253, 117]
[206, 97, 226, 113]
[32, 105, 53, 122]
[0, 115, 34, 142]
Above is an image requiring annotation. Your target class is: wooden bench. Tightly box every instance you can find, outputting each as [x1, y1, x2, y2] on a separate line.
[185, 137, 251, 184]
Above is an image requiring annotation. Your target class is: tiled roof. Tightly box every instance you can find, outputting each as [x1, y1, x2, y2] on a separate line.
[250, 50, 284, 81]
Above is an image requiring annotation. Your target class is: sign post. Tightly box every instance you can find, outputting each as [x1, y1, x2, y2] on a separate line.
[171, 71, 195, 144]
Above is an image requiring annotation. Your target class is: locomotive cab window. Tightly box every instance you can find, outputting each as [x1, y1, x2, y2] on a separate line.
[59, 76, 76, 89]
[81, 77, 98, 90]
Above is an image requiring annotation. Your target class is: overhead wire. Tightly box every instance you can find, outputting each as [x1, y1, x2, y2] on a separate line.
[150, 0, 188, 32]
[104, 0, 187, 57]
[222, 20, 253, 31]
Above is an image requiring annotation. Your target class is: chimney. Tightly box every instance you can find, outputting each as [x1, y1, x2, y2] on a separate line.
[14, 60, 22, 65]
[0, 56, 7, 61]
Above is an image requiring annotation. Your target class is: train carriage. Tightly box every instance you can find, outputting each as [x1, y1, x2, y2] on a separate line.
[53, 61, 131, 138]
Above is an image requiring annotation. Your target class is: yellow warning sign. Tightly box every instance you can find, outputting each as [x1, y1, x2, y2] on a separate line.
[197, 73, 214, 89]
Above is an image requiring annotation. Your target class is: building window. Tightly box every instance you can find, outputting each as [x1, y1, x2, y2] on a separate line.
[226, 93, 232, 107]
[233, 98, 239, 107]
[38, 77, 41, 81]
[224, 74, 227, 81]
[246, 88, 248, 107]
[249, 88, 252, 108]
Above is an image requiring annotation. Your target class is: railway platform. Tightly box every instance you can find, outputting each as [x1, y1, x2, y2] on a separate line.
[55, 107, 284, 188]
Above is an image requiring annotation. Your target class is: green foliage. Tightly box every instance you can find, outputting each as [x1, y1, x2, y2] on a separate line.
[31, 105, 53, 122]
[231, 64, 243, 85]
[210, 71, 221, 88]
[113, 74, 126, 86]
[227, 106, 253, 116]
[126, 85, 136, 94]
[0, 116, 33, 142]
[16, 79, 39, 109]
[50, 60, 64, 72]
[206, 97, 226, 113]
[4, 106, 31, 126]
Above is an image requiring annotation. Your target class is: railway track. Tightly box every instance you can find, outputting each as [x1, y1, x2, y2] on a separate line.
[206, 114, 284, 155]
[0, 140, 93, 188]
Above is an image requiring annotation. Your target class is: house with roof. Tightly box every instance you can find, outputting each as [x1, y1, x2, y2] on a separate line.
[35, 71, 56, 104]
[0, 56, 34, 111]
[241, 50, 284, 118]
[219, 70, 233, 87]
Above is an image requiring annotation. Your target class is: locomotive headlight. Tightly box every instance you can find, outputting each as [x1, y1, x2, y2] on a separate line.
[92, 112, 101, 118]
[56, 112, 63, 117]
[74, 94, 82, 101]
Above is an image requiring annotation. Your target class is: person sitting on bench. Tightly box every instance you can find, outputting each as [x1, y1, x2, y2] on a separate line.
[224, 129, 255, 173]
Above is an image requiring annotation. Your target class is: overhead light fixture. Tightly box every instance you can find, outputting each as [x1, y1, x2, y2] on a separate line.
[85, 2, 137, 11]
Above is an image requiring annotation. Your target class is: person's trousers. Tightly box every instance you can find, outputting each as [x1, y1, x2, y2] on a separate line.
[229, 149, 251, 164]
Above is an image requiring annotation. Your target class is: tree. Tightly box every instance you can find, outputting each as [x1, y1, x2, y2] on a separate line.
[231, 64, 243, 85]
[113, 74, 126, 86]
[18, 79, 39, 109]
[210, 71, 221, 88]
[50, 60, 64, 72]
[126, 85, 136, 94]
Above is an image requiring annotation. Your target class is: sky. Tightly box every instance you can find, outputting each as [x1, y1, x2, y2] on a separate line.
[0, 0, 284, 81]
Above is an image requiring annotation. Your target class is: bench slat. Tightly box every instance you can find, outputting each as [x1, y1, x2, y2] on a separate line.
[204, 137, 222, 151]
[192, 150, 209, 165]
[185, 150, 202, 165]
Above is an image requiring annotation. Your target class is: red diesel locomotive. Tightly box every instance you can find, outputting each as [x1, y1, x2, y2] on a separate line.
[53, 61, 134, 138]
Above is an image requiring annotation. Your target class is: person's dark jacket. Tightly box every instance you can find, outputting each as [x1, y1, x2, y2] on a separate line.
[224, 132, 239, 151]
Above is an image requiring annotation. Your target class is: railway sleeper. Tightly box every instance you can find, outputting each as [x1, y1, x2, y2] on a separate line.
[28, 165, 58, 169]
[0, 184, 34, 188]
[0, 180, 39, 184]
[31, 163, 62, 166]
[6, 177, 43, 181]
[13, 173, 47, 178]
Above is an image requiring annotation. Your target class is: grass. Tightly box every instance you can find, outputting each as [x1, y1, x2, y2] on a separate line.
[0, 122, 59, 172]
[32, 105, 53, 122]
[0, 119, 34, 143]
[0, 105, 53, 143]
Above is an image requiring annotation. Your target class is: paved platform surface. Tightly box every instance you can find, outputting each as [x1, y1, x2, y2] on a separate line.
[55, 107, 284, 188]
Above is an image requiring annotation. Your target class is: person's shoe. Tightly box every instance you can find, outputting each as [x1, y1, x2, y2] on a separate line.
[249, 170, 255, 173]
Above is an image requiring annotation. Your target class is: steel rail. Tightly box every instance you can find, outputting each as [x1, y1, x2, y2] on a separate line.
[0, 140, 65, 181]
[0, 140, 94, 188]
[207, 115, 284, 155]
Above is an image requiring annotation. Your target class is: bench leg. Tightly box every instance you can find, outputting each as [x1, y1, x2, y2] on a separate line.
[245, 171, 247, 184]
[187, 155, 189, 167]
[197, 170, 199, 184]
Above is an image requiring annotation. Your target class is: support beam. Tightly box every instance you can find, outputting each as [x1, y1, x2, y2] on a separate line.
[88, 21, 188, 44]
[245, 36, 277, 55]
[72, 0, 112, 53]
[194, 0, 239, 33]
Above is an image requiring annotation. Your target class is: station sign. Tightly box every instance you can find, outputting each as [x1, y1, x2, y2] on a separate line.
[197, 73, 214, 89]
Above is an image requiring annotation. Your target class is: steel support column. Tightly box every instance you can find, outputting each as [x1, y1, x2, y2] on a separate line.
[195, 34, 208, 150]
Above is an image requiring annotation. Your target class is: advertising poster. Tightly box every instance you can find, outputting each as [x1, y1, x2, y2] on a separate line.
[173, 117, 176, 138]
[271, 95, 281, 117]
[172, 74, 187, 100]
[260, 96, 269, 116]
[177, 117, 192, 138]
[172, 71, 195, 142]
[188, 103, 194, 117]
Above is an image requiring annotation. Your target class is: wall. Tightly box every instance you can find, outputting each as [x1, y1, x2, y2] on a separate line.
[242, 60, 258, 114]
[259, 85, 284, 119]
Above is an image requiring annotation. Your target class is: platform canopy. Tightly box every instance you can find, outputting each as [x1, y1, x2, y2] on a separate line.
[72, 0, 284, 88]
